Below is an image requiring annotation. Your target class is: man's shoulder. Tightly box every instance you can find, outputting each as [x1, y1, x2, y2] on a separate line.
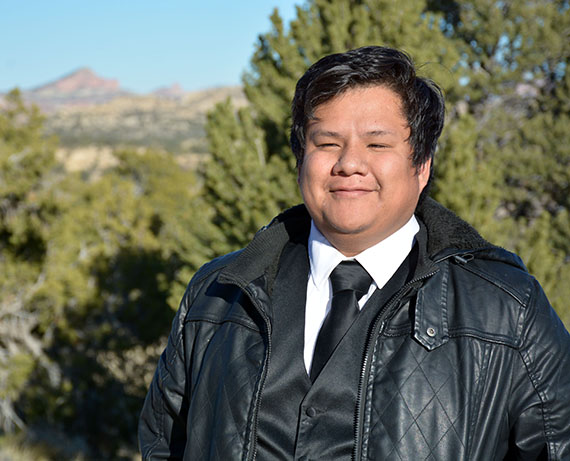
[416, 197, 534, 297]
[192, 249, 244, 286]
[431, 247, 549, 349]
[452, 246, 532, 300]
[173, 250, 244, 320]
[183, 204, 311, 300]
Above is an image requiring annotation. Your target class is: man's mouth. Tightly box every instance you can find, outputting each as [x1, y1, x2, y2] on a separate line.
[330, 187, 374, 196]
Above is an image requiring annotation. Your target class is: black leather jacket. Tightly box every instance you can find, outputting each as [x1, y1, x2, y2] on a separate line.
[139, 199, 570, 460]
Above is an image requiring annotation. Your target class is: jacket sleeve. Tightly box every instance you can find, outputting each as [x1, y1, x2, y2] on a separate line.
[508, 279, 570, 460]
[138, 287, 193, 460]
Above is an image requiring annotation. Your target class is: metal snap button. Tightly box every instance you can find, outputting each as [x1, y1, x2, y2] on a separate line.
[427, 327, 436, 337]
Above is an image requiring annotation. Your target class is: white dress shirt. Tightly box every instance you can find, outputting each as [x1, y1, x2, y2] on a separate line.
[303, 216, 420, 372]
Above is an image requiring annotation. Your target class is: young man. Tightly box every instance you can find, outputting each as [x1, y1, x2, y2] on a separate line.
[139, 46, 570, 460]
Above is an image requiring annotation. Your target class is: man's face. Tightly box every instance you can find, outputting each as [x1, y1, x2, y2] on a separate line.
[298, 85, 430, 256]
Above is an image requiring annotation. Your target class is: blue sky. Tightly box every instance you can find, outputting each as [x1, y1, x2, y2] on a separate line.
[0, 0, 301, 93]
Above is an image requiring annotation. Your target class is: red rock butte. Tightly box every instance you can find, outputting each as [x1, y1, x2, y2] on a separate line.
[34, 68, 119, 94]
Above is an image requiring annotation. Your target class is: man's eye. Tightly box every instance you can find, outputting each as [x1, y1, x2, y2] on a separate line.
[318, 143, 339, 148]
[369, 144, 388, 149]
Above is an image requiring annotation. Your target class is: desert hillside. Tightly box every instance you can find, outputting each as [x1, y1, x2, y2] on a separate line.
[2, 68, 247, 169]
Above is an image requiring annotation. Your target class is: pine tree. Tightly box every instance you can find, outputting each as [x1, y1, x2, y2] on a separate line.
[203, 101, 298, 255]
[203, 0, 569, 325]
[432, 0, 570, 320]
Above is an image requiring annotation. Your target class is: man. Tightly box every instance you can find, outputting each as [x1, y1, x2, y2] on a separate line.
[139, 46, 570, 459]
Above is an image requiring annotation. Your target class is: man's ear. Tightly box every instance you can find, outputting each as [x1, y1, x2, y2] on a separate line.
[417, 158, 432, 191]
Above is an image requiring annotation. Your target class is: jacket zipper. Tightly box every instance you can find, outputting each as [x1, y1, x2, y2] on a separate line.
[352, 269, 439, 461]
[231, 255, 464, 460]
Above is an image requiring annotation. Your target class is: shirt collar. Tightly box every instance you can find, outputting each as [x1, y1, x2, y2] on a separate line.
[308, 216, 420, 290]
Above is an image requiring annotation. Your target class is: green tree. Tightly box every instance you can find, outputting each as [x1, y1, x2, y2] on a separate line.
[1, 90, 217, 457]
[432, 0, 570, 322]
[0, 89, 59, 434]
[16, 148, 216, 458]
[203, 0, 569, 325]
[203, 100, 299, 255]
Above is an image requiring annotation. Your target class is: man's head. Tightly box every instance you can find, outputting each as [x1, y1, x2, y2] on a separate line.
[291, 46, 445, 173]
[292, 46, 446, 255]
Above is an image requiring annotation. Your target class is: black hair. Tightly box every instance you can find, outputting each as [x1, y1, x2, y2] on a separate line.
[290, 46, 445, 179]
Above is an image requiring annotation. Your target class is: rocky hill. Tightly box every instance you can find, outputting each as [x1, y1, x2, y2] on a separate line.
[45, 85, 247, 155]
[22, 67, 130, 112]
[2, 69, 247, 167]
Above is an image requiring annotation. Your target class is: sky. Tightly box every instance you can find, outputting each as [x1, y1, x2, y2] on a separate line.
[0, 0, 301, 93]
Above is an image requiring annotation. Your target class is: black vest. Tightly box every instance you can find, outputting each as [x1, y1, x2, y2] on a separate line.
[256, 239, 417, 460]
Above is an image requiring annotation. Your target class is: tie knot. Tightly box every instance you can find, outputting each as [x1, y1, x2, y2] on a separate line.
[330, 261, 372, 298]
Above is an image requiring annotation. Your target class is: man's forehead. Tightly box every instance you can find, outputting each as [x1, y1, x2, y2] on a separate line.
[306, 84, 404, 118]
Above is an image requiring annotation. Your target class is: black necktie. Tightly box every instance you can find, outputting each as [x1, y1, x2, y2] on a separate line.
[310, 260, 372, 382]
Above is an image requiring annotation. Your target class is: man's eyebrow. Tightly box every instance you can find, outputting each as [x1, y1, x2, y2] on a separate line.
[308, 129, 343, 138]
[365, 129, 395, 136]
[307, 128, 397, 139]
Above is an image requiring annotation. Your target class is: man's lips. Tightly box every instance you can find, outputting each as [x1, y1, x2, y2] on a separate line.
[330, 187, 376, 196]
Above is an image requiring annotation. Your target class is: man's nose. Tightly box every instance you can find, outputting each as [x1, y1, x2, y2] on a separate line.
[332, 142, 368, 176]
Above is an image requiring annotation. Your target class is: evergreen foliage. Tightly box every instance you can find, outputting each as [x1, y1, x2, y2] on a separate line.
[19, 151, 215, 457]
[0, 89, 59, 434]
[1, 91, 216, 458]
[203, 101, 298, 255]
[204, 0, 569, 326]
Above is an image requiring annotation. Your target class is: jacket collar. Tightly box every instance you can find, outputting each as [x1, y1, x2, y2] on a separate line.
[219, 198, 526, 287]
[416, 198, 489, 256]
[416, 198, 526, 270]
[218, 205, 310, 288]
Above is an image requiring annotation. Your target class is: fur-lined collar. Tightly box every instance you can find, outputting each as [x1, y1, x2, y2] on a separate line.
[220, 198, 525, 286]
[415, 198, 490, 256]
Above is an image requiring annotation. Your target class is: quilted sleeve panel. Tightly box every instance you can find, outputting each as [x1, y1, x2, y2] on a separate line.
[138, 268, 209, 460]
[507, 279, 570, 460]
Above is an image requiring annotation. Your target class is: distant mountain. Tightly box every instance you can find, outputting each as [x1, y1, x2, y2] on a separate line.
[33, 67, 120, 94]
[20, 68, 130, 112]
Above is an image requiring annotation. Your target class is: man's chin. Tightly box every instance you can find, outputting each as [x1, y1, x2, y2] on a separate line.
[318, 220, 376, 247]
